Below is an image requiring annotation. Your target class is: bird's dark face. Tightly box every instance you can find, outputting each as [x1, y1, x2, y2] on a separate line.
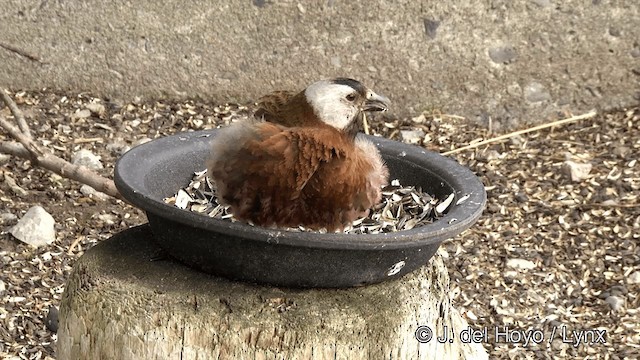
[304, 78, 390, 138]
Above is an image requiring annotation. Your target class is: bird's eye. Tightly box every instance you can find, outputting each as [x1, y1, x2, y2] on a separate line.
[345, 93, 357, 102]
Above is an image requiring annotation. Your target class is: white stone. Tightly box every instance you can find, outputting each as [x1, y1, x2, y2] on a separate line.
[10, 206, 56, 247]
[628, 271, 640, 285]
[562, 160, 592, 182]
[72, 149, 104, 170]
[506, 258, 536, 270]
[411, 114, 426, 123]
[73, 109, 92, 119]
[97, 213, 117, 225]
[80, 185, 111, 201]
[85, 103, 106, 117]
[400, 129, 426, 144]
[605, 295, 624, 311]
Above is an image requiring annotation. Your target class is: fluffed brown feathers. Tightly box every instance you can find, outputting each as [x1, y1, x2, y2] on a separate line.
[255, 90, 315, 127]
[207, 121, 388, 231]
[207, 78, 390, 231]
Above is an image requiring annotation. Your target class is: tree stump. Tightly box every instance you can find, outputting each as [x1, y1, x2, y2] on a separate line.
[57, 225, 488, 359]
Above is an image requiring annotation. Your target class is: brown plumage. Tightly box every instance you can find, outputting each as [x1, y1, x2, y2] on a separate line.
[206, 78, 390, 231]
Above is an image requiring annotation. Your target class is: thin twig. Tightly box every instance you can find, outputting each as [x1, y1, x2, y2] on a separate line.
[441, 110, 598, 156]
[0, 92, 126, 202]
[0, 115, 42, 156]
[576, 203, 640, 209]
[67, 236, 85, 255]
[73, 137, 104, 144]
[0, 42, 43, 63]
[0, 141, 126, 202]
[1, 91, 32, 139]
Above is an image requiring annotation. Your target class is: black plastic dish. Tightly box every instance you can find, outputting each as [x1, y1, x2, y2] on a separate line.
[114, 129, 486, 288]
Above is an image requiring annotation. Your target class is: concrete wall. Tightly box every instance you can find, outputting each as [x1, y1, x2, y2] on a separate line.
[1, 0, 638, 127]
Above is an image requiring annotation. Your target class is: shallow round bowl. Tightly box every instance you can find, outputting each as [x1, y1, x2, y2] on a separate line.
[115, 129, 486, 288]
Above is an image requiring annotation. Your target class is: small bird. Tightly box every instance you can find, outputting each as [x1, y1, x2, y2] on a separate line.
[206, 78, 390, 231]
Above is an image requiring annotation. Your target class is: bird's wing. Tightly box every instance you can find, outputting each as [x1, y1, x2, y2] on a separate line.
[254, 90, 296, 122]
[248, 124, 342, 194]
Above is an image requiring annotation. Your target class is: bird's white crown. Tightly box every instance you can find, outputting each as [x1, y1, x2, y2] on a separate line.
[304, 80, 360, 130]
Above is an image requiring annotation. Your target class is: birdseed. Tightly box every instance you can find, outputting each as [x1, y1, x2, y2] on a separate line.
[164, 171, 451, 233]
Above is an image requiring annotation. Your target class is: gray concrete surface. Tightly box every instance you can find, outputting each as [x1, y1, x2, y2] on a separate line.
[1, 0, 638, 127]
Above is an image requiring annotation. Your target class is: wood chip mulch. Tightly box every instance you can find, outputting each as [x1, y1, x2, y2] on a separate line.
[0, 90, 638, 359]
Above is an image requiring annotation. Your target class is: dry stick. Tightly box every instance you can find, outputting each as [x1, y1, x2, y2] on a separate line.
[0, 91, 126, 202]
[0, 141, 126, 201]
[0, 115, 42, 156]
[576, 203, 640, 209]
[441, 110, 598, 156]
[1, 91, 32, 139]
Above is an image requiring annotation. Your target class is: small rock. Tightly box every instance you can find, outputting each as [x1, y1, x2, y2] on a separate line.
[0, 279, 5, 294]
[489, 45, 518, 64]
[72, 149, 104, 170]
[72, 108, 92, 119]
[79, 185, 111, 201]
[608, 285, 628, 296]
[58, 124, 72, 134]
[79, 185, 94, 196]
[506, 258, 536, 270]
[400, 129, 426, 144]
[423, 18, 440, 39]
[0, 153, 10, 164]
[562, 160, 592, 182]
[10, 206, 56, 247]
[524, 82, 552, 103]
[46, 307, 59, 333]
[628, 271, 640, 285]
[85, 103, 106, 117]
[0, 212, 18, 226]
[608, 26, 621, 37]
[97, 213, 118, 225]
[605, 295, 624, 311]
[514, 192, 529, 203]
[411, 114, 427, 124]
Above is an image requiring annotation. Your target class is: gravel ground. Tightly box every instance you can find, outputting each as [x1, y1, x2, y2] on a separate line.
[0, 90, 638, 359]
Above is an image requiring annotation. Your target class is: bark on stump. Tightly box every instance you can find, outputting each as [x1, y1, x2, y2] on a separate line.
[57, 224, 488, 359]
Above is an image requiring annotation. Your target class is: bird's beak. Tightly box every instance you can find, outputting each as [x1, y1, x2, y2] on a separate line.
[362, 91, 391, 112]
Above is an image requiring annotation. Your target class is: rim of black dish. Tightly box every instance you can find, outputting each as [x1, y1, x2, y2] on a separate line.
[114, 130, 486, 250]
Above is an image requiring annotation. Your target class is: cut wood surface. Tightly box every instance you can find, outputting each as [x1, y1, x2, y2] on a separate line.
[57, 225, 488, 360]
